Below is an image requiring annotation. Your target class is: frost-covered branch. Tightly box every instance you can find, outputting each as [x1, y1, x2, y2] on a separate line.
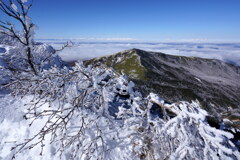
[5, 62, 239, 160]
[0, 0, 37, 74]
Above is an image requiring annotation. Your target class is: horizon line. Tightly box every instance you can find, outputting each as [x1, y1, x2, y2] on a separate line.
[35, 37, 240, 43]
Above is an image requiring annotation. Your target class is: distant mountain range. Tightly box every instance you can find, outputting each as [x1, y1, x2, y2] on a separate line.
[85, 48, 240, 129]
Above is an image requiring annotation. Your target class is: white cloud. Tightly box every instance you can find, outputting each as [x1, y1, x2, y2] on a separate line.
[46, 41, 240, 66]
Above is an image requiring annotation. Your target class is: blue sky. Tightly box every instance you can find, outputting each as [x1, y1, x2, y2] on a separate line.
[2, 0, 240, 41]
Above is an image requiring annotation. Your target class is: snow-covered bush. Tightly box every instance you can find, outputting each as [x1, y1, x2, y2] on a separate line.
[0, 33, 19, 46]
[0, 41, 64, 95]
[33, 43, 65, 70]
[3, 42, 64, 71]
[5, 62, 239, 160]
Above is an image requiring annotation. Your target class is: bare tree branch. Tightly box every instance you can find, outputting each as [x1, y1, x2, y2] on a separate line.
[0, 0, 37, 75]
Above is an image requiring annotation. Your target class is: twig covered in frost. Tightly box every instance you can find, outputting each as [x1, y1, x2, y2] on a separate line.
[0, 0, 37, 74]
[5, 62, 240, 160]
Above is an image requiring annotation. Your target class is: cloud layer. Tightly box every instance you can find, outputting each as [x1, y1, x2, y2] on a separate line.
[46, 41, 240, 66]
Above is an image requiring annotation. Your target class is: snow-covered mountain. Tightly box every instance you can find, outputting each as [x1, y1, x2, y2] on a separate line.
[1, 62, 240, 160]
[0, 38, 239, 159]
[85, 48, 240, 130]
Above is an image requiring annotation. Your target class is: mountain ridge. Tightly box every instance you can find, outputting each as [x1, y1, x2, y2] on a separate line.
[85, 48, 240, 128]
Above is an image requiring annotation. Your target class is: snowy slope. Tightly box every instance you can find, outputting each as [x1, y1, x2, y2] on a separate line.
[0, 62, 239, 160]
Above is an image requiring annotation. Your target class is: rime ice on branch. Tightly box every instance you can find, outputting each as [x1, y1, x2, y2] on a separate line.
[0, 0, 37, 74]
[6, 61, 239, 160]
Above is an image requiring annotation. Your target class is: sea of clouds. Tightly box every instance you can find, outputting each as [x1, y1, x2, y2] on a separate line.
[40, 40, 240, 66]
